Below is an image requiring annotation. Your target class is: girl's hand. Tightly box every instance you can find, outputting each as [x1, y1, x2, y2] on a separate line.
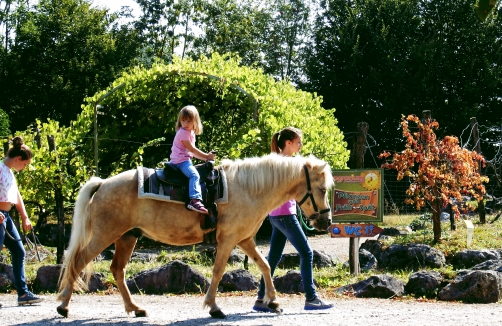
[0, 212, 4, 224]
[22, 218, 33, 233]
[207, 152, 216, 161]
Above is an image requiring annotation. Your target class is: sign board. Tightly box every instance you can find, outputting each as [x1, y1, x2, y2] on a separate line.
[331, 169, 384, 222]
[330, 223, 384, 238]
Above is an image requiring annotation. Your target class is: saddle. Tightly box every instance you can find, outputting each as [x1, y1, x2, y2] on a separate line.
[155, 161, 220, 237]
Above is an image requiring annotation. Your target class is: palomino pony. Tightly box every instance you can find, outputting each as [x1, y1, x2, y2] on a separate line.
[57, 153, 333, 319]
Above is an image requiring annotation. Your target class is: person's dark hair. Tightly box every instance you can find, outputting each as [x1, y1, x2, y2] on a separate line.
[7, 136, 32, 160]
[270, 127, 302, 153]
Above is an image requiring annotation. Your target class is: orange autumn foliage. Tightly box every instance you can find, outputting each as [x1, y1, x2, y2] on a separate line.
[379, 114, 489, 219]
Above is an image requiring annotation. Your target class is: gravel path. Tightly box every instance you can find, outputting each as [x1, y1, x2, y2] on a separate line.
[0, 293, 500, 325]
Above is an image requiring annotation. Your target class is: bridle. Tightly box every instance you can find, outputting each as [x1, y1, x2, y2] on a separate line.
[297, 165, 331, 218]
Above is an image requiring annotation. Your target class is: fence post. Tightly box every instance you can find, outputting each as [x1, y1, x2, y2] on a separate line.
[470, 117, 486, 224]
[348, 122, 368, 275]
[48, 135, 65, 264]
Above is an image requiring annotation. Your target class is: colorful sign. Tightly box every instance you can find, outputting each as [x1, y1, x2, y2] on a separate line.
[331, 169, 384, 222]
[330, 223, 384, 238]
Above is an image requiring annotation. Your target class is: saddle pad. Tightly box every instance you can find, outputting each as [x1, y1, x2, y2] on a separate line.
[137, 166, 228, 204]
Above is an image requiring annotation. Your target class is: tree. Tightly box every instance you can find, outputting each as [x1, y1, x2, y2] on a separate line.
[304, 0, 502, 161]
[72, 53, 349, 177]
[379, 113, 488, 242]
[0, 0, 140, 132]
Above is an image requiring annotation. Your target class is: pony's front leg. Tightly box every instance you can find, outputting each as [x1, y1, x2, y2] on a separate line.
[111, 233, 147, 317]
[237, 238, 281, 312]
[203, 242, 235, 319]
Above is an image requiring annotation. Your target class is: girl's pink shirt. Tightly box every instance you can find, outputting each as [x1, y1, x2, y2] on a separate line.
[170, 127, 195, 164]
[269, 199, 296, 216]
[0, 161, 18, 204]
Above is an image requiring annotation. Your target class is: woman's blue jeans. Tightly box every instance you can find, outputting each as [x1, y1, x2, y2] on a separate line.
[257, 214, 316, 301]
[0, 210, 28, 296]
[173, 160, 202, 200]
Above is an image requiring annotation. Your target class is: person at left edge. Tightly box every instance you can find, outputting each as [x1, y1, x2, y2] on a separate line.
[0, 136, 44, 306]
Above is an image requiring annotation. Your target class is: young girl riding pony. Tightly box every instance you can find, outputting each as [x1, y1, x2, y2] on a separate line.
[170, 105, 216, 214]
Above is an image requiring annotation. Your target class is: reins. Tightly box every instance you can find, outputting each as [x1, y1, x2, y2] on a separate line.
[2, 223, 42, 262]
[297, 165, 331, 216]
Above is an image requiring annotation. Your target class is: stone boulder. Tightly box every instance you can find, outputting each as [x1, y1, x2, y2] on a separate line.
[273, 270, 319, 294]
[277, 250, 336, 269]
[0, 273, 13, 292]
[438, 270, 502, 303]
[219, 269, 259, 292]
[198, 248, 245, 265]
[337, 274, 405, 298]
[126, 260, 209, 294]
[451, 250, 501, 269]
[470, 259, 502, 272]
[0, 262, 14, 282]
[404, 271, 443, 298]
[360, 240, 383, 261]
[33, 264, 107, 293]
[379, 244, 445, 270]
[359, 249, 378, 272]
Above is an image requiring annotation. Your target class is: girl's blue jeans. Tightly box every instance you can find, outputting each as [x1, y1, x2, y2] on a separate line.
[257, 214, 317, 301]
[0, 210, 29, 296]
[173, 160, 202, 200]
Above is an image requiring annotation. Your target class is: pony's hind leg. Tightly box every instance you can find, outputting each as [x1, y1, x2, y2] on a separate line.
[57, 240, 110, 317]
[111, 231, 147, 317]
[237, 237, 281, 313]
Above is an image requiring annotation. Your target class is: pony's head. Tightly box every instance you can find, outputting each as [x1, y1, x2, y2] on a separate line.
[296, 156, 334, 231]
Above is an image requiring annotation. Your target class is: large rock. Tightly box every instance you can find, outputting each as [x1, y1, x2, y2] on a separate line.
[0, 262, 14, 282]
[277, 250, 336, 269]
[337, 274, 405, 298]
[379, 244, 445, 270]
[359, 249, 378, 272]
[405, 271, 443, 298]
[438, 270, 502, 303]
[0, 273, 13, 292]
[360, 240, 383, 261]
[451, 250, 501, 269]
[273, 270, 319, 294]
[470, 259, 502, 272]
[33, 264, 107, 293]
[126, 260, 209, 294]
[219, 269, 259, 292]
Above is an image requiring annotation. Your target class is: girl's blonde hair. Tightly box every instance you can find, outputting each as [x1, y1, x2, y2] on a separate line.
[271, 127, 302, 153]
[175, 105, 203, 135]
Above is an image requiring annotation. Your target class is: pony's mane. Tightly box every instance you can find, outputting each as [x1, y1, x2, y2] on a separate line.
[220, 153, 333, 195]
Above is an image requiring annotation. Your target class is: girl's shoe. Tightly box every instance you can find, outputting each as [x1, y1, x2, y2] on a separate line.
[188, 199, 208, 214]
[18, 291, 44, 305]
[304, 297, 334, 310]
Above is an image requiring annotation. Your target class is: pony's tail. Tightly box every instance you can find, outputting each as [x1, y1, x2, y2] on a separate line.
[58, 177, 103, 298]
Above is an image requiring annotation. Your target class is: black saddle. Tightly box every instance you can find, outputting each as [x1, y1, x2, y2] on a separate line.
[156, 161, 219, 187]
[155, 161, 220, 239]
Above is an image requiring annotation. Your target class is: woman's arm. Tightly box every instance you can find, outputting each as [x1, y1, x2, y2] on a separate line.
[15, 190, 32, 233]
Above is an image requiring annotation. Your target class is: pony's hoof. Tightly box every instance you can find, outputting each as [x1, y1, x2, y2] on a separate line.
[209, 309, 226, 319]
[268, 301, 282, 314]
[135, 310, 148, 317]
[57, 306, 69, 318]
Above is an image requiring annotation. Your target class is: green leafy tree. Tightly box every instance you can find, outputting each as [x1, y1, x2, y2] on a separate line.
[15, 119, 90, 224]
[1, 0, 140, 132]
[72, 53, 349, 177]
[304, 0, 502, 160]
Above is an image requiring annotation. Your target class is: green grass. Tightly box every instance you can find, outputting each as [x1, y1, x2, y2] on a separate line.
[5, 212, 501, 296]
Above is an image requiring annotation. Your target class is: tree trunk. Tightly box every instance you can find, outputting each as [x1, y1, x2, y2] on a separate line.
[432, 197, 442, 243]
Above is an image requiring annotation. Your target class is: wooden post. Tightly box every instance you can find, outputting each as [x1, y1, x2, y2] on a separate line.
[48, 135, 65, 264]
[33, 127, 41, 149]
[348, 122, 368, 275]
[470, 117, 486, 224]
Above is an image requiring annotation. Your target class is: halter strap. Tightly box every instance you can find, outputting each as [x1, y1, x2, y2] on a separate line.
[297, 165, 331, 215]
